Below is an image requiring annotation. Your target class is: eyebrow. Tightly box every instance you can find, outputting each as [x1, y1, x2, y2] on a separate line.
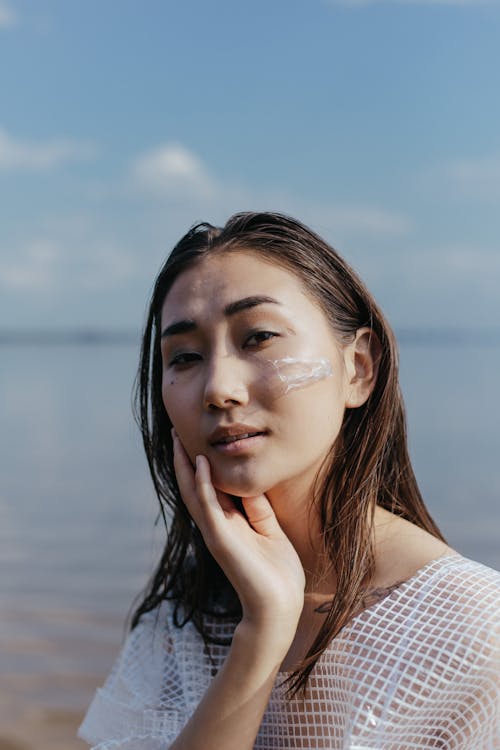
[160, 295, 282, 339]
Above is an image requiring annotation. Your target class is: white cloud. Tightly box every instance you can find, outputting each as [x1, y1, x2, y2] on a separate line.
[78, 243, 136, 291]
[402, 244, 500, 280]
[355, 241, 500, 330]
[446, 153, 500, 199]
[131, 143, 216, 199]
[421, 152, 500, 202]
[0, 1, 17, 28]
[373, 243, 500, 296]
[0, 230, 136, 294]
[0, 128, 96, 171]
[0, 240, 59, 290]
[300, 203, 412, 239]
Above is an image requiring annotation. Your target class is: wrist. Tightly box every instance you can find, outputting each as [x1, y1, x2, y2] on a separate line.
[233, 615, 298, 665]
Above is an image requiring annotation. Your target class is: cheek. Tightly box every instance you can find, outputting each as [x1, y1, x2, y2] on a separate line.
[281, 379, 346, 450]
[161, 377, 188, 433]
[250, 354, 335, 403]
[161, 371, 175, 417]
[161, 365, 194, 411]
[161, 377, 204, 464]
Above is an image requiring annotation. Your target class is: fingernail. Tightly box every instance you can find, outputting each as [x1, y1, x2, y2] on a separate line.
[195, 455, 201, 469]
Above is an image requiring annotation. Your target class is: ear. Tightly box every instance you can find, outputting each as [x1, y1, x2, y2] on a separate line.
[343, 327, 381, 409]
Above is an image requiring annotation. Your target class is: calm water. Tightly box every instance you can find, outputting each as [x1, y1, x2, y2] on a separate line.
[0, 340, 499, 748]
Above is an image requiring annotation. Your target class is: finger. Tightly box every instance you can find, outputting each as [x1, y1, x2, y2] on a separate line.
[189, 454, 240, 515]
[174, 444, 246, 539]
[216, 492, 240, 514]
[240, 494, 281, 537]
[194, 455, 227, 517]
[175, 449, 228, 532]
[194, 457, 252, 538]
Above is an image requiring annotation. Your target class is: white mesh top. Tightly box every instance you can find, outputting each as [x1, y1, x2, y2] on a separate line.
[78, 554, 500, 749]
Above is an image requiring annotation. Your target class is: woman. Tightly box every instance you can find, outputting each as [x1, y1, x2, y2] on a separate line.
[79, 212, 500, 749]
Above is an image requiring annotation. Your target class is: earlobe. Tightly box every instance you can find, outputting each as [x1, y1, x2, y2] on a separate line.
[344, 328, 381, 408]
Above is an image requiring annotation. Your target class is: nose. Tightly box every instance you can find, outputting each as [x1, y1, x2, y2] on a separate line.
[203, 354, 250, 411]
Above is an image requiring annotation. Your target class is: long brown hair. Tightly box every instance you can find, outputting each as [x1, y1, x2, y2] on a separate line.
[131, 211, 445, 696]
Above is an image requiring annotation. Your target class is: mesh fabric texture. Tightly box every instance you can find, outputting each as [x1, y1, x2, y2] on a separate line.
[78, 554, 500, 749]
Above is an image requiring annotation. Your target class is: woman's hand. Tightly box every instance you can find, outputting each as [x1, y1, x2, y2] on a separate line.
[172, 431, 305, 643]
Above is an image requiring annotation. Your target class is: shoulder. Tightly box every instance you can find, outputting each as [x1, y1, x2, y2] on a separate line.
[400, 555, 500, 669]
[345, 555, 500, 689]
[420, 554, 500, 609]
[406, 554, 500, 616]
[373, 508, 454, 587]
[78, 599, 208, 747]
[352, 554, 500, 670]
[108, 598, 236, 696]
[102, 600, 186, 703]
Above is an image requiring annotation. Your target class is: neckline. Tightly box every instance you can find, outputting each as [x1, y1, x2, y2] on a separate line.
[278, 551, 461, 676]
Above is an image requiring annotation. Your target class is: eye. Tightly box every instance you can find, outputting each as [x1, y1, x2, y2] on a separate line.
[168, 352, 202, 368]
[244, 330, 280, 348]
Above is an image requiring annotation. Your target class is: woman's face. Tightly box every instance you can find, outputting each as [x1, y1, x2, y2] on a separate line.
[160, 250, 361, 499]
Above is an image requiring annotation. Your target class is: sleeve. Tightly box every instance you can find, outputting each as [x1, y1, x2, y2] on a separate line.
[409, 566, 500, 750]
[77, 604, 192, 750]
[447, 608, 500, 750]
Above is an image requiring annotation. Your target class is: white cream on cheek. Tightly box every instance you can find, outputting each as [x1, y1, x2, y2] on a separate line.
[199, 353, 336, 404]
[265, 356, 333, 396]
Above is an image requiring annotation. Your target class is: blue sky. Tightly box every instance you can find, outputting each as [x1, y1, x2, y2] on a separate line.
[1, 0, 499, 331]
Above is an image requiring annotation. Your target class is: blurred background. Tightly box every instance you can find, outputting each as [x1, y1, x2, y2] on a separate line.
[1, 1, 499, 747]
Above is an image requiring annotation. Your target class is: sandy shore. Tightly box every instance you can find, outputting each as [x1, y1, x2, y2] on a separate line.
[0, 605, 125, 750]
[0, 679, 90, 750]
[0, 699, 87, 750]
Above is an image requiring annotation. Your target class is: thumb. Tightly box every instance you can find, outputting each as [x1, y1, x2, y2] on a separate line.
[240, 494, 281, 537]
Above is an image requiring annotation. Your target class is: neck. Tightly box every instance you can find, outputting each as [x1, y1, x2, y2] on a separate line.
[266, 471, 335, 594]
[266, 476, 403, 597]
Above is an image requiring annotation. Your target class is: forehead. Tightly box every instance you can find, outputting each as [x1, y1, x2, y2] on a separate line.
[161, 251, 315, 322]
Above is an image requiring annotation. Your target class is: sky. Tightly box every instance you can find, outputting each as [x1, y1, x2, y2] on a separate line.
[1, 0, 499, 332]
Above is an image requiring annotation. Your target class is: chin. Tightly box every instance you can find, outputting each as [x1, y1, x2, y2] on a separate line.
[210, 467, 273, 499]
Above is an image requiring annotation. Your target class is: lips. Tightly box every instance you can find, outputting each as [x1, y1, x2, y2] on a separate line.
[209, 424, 268, 446]
[216, 432, 263, 445]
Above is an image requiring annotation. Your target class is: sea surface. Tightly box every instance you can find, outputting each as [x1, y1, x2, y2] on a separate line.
[1, 337, 499, 749]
